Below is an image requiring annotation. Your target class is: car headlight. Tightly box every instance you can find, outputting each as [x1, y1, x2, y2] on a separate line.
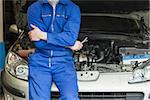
[128, 66, 150, 84]
[6, 52, 28, 80]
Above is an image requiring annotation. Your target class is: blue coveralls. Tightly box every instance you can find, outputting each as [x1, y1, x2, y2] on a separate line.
[27, 0, 81, 100]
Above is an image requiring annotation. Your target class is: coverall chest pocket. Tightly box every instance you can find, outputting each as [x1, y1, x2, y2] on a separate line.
[41, 13, 52, 29]
[56, 14, 68, 29]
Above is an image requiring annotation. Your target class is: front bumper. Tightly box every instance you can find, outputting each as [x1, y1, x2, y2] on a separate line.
[2, 70, 150, 100]
[1, 70, 28, 100]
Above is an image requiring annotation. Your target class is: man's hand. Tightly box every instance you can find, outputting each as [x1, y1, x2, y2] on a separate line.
[28, 24, 47, 41]
[68, 41, 83, 51]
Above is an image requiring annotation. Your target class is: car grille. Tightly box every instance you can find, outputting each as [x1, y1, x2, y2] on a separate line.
[51, 92, 144, 100]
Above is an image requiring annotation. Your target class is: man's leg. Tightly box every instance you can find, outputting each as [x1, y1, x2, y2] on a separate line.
[52, 61, 79, 100]
[28, 53, 52, 100]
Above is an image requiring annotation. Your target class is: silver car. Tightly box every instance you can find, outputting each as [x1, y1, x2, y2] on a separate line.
[2, 0, 150, 100]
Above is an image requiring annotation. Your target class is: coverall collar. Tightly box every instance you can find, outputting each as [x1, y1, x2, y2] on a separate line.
[39, 0, 70, 5]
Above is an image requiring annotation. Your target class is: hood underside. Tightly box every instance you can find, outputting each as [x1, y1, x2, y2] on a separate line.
[22, 0, 149, 13]
[73, 0, 149, 13]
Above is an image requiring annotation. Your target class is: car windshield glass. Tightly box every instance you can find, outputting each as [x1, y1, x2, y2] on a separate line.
[80, 16, 140, 34]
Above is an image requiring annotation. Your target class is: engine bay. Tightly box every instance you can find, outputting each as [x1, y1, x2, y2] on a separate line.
[12, 31, 150, 73]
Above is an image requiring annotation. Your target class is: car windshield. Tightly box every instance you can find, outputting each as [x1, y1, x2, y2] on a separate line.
[80, 16, 141, 34]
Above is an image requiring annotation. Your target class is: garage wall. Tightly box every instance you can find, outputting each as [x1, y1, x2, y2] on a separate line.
[0, 0, 5, 70]
[0, 0, 3, 42]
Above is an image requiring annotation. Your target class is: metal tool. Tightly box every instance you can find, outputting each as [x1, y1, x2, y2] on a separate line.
[81, 37, 88, 43]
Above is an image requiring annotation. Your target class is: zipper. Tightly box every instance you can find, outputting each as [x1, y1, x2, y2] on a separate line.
[48, 4, 56, 67]
[51, 6, 56, 32]
[51, 50, 53, 59]
[49, 57, 51, 67]
[48, 50, 53, 67]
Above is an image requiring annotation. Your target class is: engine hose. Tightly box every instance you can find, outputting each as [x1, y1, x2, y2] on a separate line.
[96, 51, 104, 62]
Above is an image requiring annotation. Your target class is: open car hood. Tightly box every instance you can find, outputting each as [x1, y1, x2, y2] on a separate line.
[22, 0, 149, 13]
[73, 0, 149, 13]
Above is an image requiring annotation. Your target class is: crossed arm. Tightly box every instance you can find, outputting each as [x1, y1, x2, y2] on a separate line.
[18, 25, 83, 58]
[28, 24, 83, 51]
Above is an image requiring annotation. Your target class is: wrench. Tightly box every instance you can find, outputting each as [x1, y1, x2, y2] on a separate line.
[81, 37, 88, 44]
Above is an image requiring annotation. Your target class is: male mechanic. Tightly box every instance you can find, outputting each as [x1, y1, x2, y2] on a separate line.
[27, 0, 82, 100]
